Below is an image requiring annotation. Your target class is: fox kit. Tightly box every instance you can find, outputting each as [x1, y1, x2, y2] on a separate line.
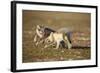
[45, 32, 72, 49]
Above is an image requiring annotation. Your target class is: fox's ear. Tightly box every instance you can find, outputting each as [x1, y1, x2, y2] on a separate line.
[51, 32, 53, 34]
[50, 32, 53, 36]
[37, 25, 40, 29]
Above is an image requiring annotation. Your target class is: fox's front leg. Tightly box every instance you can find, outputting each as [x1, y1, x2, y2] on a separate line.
[34, 34, 43, 46]
[33, 34, 37, 42]
[55, 41, 60, 49]
[34, 35, 39, 46]
[35, 39, 44, 46]
[37, 39, 44, 44]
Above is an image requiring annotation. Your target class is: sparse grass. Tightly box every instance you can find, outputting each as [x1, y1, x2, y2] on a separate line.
[22, 30, 91, 63]
[23, 42, 90, 63]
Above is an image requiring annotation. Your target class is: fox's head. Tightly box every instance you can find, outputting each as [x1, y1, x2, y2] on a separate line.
[36, 25, 45, 37]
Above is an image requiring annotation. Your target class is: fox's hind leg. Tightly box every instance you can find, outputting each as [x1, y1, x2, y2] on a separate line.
[64, 35, 72, 49]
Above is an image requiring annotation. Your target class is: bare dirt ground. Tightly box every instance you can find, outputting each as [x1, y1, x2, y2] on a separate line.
[22, 10, 91, 63]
